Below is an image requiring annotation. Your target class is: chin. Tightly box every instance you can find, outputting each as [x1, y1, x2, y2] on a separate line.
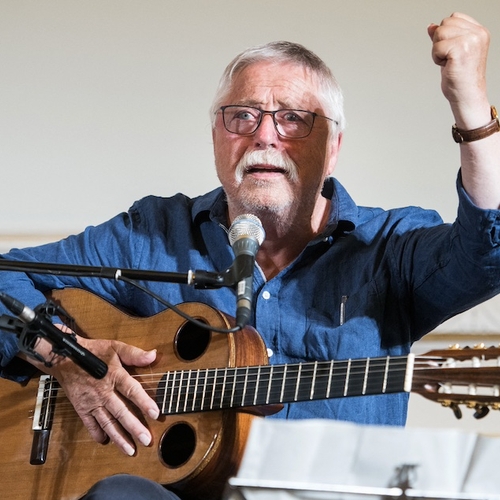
[240, 195, 294, 217]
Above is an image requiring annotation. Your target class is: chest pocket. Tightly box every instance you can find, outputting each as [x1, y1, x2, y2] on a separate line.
[280, 279, 385, 362]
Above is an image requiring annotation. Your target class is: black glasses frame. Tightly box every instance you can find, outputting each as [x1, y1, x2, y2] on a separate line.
[218, 105, 336, 139]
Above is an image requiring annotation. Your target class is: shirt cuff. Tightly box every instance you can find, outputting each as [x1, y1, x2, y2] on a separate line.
[457, 171, 500, 247]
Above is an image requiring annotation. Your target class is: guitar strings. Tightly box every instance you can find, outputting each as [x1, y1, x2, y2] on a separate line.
[32, 359, 408, 417]
[35, 354, 496, 422]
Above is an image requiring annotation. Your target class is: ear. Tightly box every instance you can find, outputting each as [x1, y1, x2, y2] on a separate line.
[326, 132, 343, 176]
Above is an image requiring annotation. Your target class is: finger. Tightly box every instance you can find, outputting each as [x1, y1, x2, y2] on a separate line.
[91, 403, 139, 456]
[79, 412, 108, 444]
[114, 366, 160, 420]
[113, 341, 157, 367]
[449, 12, 482, 26]
[427, 23, 438, 41]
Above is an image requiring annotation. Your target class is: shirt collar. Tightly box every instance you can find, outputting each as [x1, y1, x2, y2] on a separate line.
[321, 177, 357, 239]
[191, 176, 358, 237]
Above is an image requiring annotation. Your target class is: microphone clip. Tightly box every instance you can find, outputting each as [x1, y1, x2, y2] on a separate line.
[18, 300, 77, 369]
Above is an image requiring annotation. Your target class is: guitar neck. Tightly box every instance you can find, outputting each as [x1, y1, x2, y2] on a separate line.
[157, 354, 415, 415]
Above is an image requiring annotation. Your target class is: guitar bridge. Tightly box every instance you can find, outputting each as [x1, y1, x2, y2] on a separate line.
[30, 374, 59, 465]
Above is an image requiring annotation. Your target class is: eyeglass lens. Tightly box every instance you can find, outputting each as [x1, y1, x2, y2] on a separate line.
[222, 106, 315, 138]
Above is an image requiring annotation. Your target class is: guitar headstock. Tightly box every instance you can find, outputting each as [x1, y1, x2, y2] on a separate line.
[412, 345, 500, 420]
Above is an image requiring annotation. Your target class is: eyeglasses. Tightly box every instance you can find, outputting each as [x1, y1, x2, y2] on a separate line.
[219, 105, 336, 139]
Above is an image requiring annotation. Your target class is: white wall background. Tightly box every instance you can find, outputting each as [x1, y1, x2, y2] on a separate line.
[1, 1, 500, 433]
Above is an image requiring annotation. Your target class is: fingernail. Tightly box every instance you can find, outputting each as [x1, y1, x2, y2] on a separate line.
[148, 407, 160, 419]
[139, 433, 152, 447]
[123, 443, 135, 456]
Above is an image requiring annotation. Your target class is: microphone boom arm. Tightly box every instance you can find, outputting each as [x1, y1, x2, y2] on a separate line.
[0, 259, 227, 289]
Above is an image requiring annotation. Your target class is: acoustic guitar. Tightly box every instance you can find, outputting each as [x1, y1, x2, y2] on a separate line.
[0, 288, 499, 500]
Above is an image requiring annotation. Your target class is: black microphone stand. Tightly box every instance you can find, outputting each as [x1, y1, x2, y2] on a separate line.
[0, 259, 229, 289]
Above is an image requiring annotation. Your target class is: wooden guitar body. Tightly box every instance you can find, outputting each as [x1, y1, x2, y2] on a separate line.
[0, 289, 270, 500]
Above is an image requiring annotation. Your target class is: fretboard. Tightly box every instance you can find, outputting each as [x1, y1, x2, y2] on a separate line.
[156, 355, 414, 415]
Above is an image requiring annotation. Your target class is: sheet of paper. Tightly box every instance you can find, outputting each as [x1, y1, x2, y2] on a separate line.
[224, 419, 500, 500]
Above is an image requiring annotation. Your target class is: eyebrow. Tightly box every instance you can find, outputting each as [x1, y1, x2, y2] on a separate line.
[233, 100, 305, 110]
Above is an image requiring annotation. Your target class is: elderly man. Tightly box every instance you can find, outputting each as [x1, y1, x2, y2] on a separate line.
[1, 12, 499, 500]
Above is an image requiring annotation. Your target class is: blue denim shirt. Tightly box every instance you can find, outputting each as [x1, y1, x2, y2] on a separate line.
[1, 175, 500, 426]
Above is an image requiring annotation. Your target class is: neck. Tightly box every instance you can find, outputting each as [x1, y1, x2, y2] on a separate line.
[254, 196, 331, 280]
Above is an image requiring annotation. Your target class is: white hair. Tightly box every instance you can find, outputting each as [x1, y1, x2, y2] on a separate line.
[210, 41, 345, 134]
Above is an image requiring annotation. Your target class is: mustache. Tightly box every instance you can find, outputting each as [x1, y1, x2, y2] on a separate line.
[235, 149, 299, 183]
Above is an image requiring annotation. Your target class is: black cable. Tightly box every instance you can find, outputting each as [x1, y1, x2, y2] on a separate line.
[118, 276, 241, 334]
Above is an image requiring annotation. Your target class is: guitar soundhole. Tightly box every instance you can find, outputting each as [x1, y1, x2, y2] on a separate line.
[175, 319, 211, 361]
[159, 422, 196, 468]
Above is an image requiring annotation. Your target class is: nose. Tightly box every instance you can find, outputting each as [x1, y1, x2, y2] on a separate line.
[253, 112, 280, 148]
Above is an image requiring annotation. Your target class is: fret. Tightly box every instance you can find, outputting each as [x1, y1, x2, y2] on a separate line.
[214, 369, 221, 408]
[280, 365, 288, 403]
[221, 368, 234, 408]
[191, 369, 200, 412]
[209, 368, 217, 410]
[241, 367, 249, 406]
[310, 361, 318, 399]
[294, 363, 303, 401]
[404, 354, 415, 392]
[326, 360, 334, 398]
[343, 359, 351, 396]
[173, 371, 180, 413]
[362, 358, 370, 395]
[219, 368, 228, 409]
[175, 371, 184, 414]
[265, 365, 274, 404]
[253, 366, 262, 406]
[163, 371, 172, 414]
[282, 364, 298, 402]
[268, 365, 284, 404]
[230, 368, 237, 407]
[183, 370, 191, 413]
[382, 356, 389, 393]
[216, 368, 226, 409]
[196, 370, 207, 412]
[244, 367, 258, 407]
[311, 362, 331, 400]
[178, 371, 186, 412]
[167, 371, 175, 414]
[351, 359, 368, 396]
[200, 369, 208, 411]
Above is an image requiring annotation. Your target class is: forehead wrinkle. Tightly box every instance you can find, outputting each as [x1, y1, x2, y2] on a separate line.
[227, 62, 323, 111]
[233, 98, 307, 110]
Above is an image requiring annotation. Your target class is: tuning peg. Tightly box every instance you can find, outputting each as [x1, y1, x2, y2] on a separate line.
[442, 401, 463, 419]
[473, 405, 490, 419]
[473, 343, 486, 349]
[448, 344, 461, 350]
[451, 403, 463, 419]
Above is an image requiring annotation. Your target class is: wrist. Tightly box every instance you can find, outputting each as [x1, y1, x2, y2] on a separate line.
[452, 105, 500, 143]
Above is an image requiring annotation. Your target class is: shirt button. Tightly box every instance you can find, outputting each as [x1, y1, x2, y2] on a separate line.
[267, 348, 274, 358]
[262, 291, 271, 300]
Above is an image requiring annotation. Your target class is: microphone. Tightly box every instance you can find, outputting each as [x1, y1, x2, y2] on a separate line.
[0, 292, 108, 379]
[227, 214, 265, 328]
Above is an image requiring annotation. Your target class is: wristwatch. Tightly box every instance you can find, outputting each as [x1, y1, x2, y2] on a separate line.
[452, 105, 500, 143]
